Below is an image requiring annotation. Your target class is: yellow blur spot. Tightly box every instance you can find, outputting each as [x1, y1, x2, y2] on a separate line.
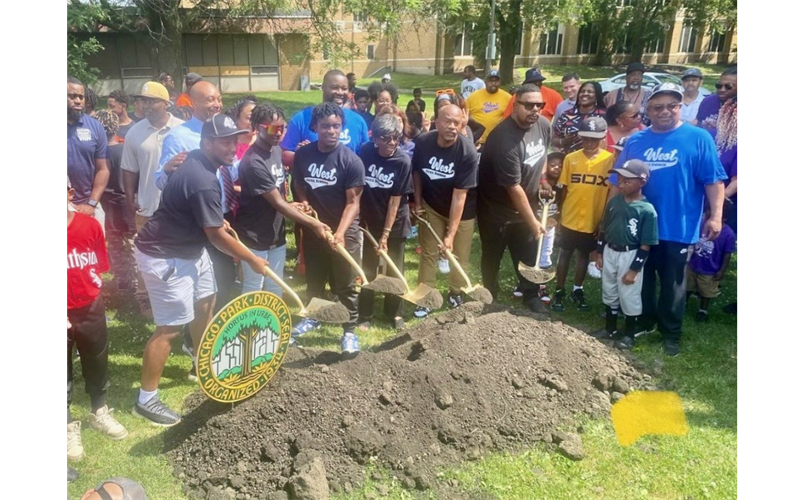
[611, 391, 689, 446]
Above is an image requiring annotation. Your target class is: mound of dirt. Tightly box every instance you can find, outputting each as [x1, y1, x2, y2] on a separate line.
[166, 303, 651, 500]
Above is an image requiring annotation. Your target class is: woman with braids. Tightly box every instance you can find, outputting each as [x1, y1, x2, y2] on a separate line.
[235, 103, 331, 297]
[552, 81, 607, 153]
[357, 114, 413, 331]
[224, 95, 258, 160]
[604, 100, 643, 154]
[292, 102, 366, 354]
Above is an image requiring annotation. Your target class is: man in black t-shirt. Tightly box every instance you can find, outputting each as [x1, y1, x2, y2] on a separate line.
[292, 103, 365, 354]
[412, 104, 478, 316]
[477, 84, 550, 311]
[235, 103, 331, 297]
[133, 114, 270, 426]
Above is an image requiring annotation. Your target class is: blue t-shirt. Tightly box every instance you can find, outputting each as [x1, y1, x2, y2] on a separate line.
[68, 115, 108, 205]
[280, 106, 369, 153]
[155, 117, 204, 189]
[612, 123, 727, 245]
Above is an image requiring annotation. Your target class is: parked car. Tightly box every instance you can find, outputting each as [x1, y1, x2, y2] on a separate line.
[598, 72, 712, 96]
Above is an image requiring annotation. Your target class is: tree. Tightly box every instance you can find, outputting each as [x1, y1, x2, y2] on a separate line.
[67, 1, 107, 84]
[213, 312, 278, 379]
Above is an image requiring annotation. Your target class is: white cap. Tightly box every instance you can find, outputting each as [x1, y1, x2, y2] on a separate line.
[382, 73, 391, 81]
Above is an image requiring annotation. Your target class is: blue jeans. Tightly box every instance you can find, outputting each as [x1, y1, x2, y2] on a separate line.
[240, 245, 287, 297]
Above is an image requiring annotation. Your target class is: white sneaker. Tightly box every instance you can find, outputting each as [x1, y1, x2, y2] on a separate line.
[88, 405, 129, 440]
[587, 261, 602, 279]
[67, 421, 85, 461]
[438, 258, 450, 274]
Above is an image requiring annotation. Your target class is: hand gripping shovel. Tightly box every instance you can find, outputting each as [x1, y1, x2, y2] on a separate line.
[302, 209, 407, 296]
[359, 227, 444, 310]
[518, 193, 557, 284]
[412, 212, 493, 304]
[224, 225, 350, 323]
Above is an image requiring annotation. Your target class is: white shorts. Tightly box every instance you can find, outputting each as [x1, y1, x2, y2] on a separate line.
[135, 247, 217, 327]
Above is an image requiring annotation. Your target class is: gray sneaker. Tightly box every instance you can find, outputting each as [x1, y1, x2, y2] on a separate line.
[132, 394, 181, 427]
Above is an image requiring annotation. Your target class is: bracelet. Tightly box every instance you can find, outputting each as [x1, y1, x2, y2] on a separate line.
[381, 228, 391, 236]
[629, 248, 650, 272]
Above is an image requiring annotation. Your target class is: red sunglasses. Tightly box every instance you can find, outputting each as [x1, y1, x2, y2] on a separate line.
[259, 123, 286, 134]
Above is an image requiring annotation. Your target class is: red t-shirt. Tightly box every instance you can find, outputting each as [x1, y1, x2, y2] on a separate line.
[67, 213, 109, 310]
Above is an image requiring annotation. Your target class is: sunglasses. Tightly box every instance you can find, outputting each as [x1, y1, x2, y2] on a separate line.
[715, 83, 735, 90]
[517, 101, 545, 111]
[435, 88, 456, 96]
[259, 123, 286, 134]
[648, 103, 681, 113]
[377, 134, 401, 143]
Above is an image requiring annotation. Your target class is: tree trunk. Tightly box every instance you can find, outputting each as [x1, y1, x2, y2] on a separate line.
[594, 16, 616, 66]
[239, 327, 257, 377]
[497, 0, 522, 86]
[143, 2, 184, 88]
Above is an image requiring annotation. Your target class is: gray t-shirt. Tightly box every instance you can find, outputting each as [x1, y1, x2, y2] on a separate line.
[461, 78, 485, 99]
[120, 113, 185, 217]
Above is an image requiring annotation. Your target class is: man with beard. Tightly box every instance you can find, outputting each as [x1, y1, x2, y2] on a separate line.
[603, 62, 650, 120]
[466, 70, 512, 147]
[121, 82, 185, 315]
[696, 66, 737, 133]
[132, 114, 270, 425]
[68, 76, 109, 214]
[478, 84, 551, 311]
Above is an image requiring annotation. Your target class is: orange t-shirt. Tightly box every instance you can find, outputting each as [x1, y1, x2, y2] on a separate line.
[503, 85, 564, 122]
[175, 93, 192, 107]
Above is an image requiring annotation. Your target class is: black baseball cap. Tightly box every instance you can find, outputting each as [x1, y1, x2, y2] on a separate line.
[201, 114, 249, 140]
[185, 72, 203, 85]
[626, 62, 647, 74]
[681, 68, 703, 80]
[577, 116, 608, 139]
[486, 70, 501, 79]
[523, 68, 546, 84]
[609, 159, 650, 181]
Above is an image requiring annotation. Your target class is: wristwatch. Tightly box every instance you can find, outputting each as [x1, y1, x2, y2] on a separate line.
[88, 199, 99, 208]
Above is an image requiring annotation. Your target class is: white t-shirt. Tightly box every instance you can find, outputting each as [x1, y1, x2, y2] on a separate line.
[461, 78, 485, 99]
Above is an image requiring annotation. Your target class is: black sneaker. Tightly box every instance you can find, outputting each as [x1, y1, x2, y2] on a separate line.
[590, 328, 617, 340]
[723, 302, 737, 314]
[413, 306, 430, 319]
[447, 293, 464, 309]
[187, 359, 198, 383]
[551, 289, 566, 312]
[663, 340, 680, 357]
[570, 289, 591, 311]
[615, 335, 635, 350]
[695, 310, 709, 322]
[133, 394, 182, 427]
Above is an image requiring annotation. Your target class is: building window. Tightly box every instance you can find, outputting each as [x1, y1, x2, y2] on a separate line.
[453, 23, 474, 56]
[646, 33, 665, 54]
[678, 22, 697, 53]
[707, 28, 726, 52]
[538, 24, 564, 55]
[354, 12, 368, 22]
[367, 44, 375, 60]
[577, 23, 600, 54]
[514, 22, 524, 55]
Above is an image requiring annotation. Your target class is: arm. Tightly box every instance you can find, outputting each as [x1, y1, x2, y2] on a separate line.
[505, 184, 545, 240]
[412, 170, 423, 214]
[332, 186, 363, 248]
[724, 176, 737, 199]
[441, 188, 468, 253]
[702, 181, 725, 241]
[89, 157, 109, 206]
[204, 226, 268, 275]
[292, 177, 308, 204]
[122, 169, 139, 214]
[622, 244, 651, 285]
[261, 189, 330, 241]
[715, 252, 732, 281]
[378, 195, 402, 252]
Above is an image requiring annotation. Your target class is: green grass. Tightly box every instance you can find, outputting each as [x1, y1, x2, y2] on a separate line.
[73, 79, 735, 499]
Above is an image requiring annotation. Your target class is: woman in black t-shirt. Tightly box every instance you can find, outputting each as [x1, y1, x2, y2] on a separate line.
[357, 114, 414, 330]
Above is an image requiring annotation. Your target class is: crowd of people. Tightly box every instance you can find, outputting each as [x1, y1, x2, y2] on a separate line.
[67, 63, 737, 463]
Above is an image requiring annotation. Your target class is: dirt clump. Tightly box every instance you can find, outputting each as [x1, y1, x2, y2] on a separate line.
[167, 302, 648, 499]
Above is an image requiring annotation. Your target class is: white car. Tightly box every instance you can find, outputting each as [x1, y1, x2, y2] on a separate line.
[598, 72, 712, 96]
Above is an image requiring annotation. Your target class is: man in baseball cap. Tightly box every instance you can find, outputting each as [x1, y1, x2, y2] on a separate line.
[680, 68, 705, 123]
[133, 81, 170, 103]
[503, 67, 564, 121]
[132, 112, 265, 426]
[604, 61, 649, 113]
[176, 72, 202, 107]
[466, 69, 511, 146]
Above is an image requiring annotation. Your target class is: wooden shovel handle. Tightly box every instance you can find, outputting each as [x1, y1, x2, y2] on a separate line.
[299, 208, 368, 285]
[412, 212, 473, 290]
[359, 227, 412, 294]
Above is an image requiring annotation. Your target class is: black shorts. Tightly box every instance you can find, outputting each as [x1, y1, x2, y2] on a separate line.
[558, 226, 597, 253]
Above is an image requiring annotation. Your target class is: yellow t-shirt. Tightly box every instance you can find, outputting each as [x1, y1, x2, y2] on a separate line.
[558, 148, 614, 233]
[466, 89, 512, 144]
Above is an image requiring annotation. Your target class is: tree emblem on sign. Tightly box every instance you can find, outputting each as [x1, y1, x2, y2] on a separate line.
[211, 311, 280, 382]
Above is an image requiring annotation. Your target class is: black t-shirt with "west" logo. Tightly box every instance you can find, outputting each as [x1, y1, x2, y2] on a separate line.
[358, 143, 413, 238]
[412, 131, 478, 220]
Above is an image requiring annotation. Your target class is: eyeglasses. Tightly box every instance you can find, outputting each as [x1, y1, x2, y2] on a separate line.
[435, 88, 456, 96]
[517, 101, 545, 111]
[68, 93, 85, 100]
[259, 123, 285, 134]
[647, 103, 681, 113]
[715, 83, 735, 90]
[377, 134, 401, 143]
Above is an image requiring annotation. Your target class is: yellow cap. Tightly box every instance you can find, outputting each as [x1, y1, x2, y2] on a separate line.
[135, 82, 170, 102]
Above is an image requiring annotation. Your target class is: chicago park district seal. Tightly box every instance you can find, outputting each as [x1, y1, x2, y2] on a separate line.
[197, 291, 291, 403]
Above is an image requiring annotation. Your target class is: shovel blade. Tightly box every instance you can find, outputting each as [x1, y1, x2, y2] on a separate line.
[304, 297, 351, 324]
[518, 261, 556, 284]
[403, 283, 444, 309]
[361, 275, 407, 295]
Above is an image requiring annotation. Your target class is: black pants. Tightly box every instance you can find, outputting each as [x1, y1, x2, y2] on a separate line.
[478, 213, 539, 303]
[68, 296, 109, 414]
[640, 240, 689, 342]
[101, 193, 136, 289]
[207, 212, 238, 314]
[303, 224, 360, 331]
[359, 235, 405, 322]
[725, 196, 737, 236]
